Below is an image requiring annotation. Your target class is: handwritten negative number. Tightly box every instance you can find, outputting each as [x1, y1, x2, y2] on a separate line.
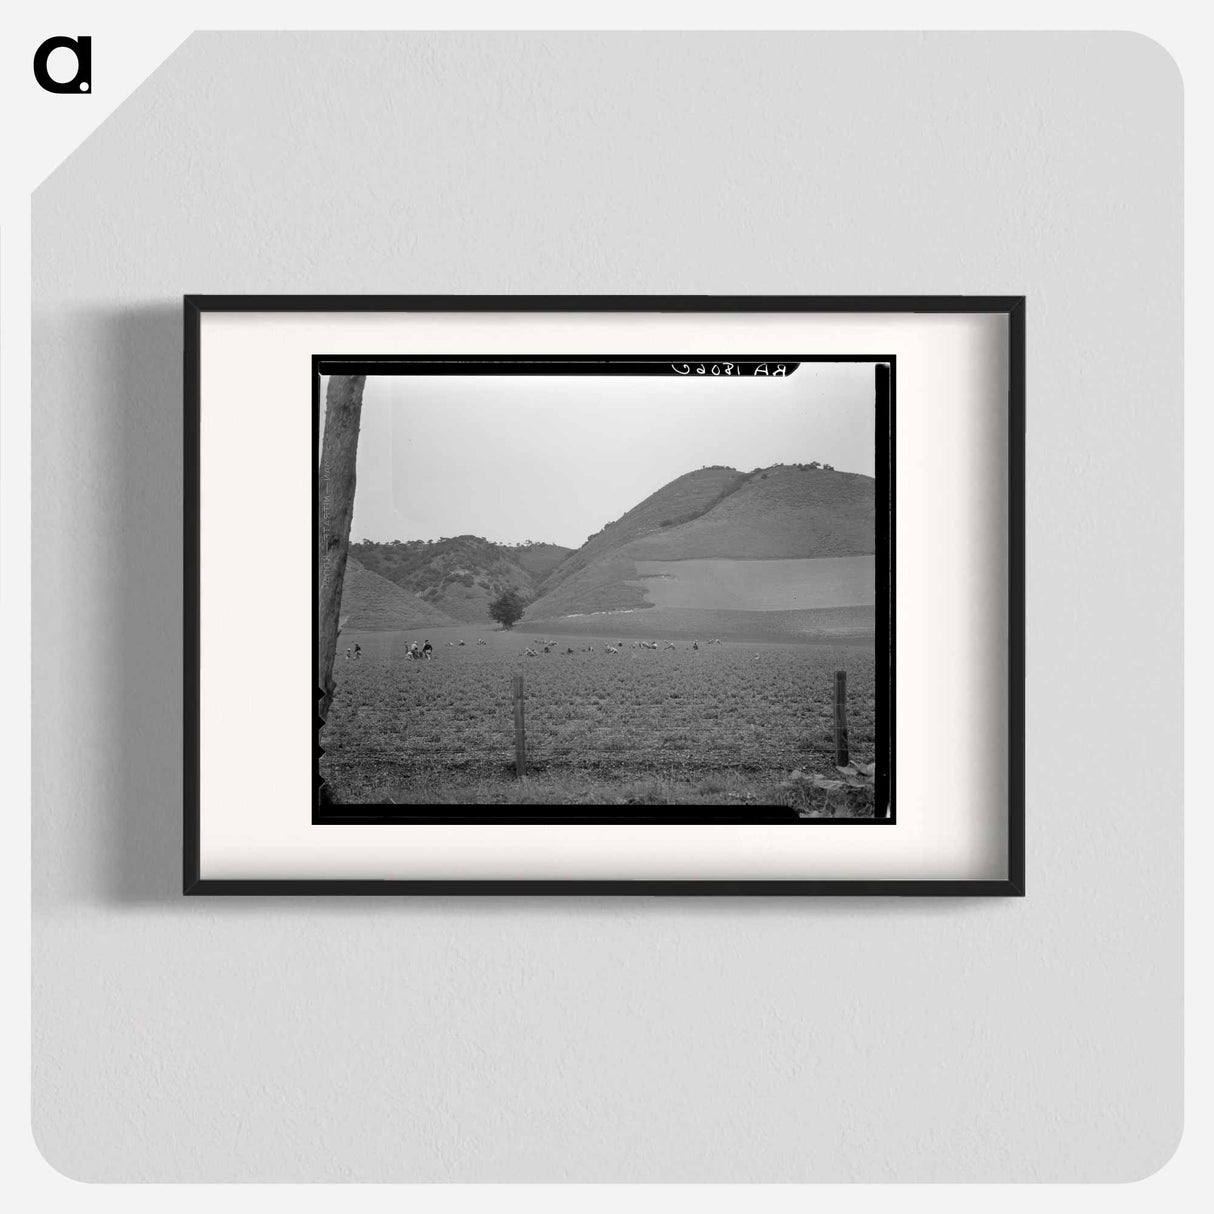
[671, 363, 788, 376]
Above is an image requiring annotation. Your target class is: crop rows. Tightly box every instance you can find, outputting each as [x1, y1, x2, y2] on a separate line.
[320, 642, 876, 806]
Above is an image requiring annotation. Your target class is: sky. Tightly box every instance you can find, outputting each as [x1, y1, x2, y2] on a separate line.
[325, 365, 876, 550]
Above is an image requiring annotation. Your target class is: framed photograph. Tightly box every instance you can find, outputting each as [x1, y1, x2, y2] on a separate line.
[185, 296, 1024, 894]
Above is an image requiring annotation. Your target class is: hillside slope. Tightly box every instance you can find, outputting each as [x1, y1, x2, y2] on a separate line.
[339, 557, 459, 630]
[540, 466, 746, 593]
[525, 465, 875, 619]
[631, 465, 874, 560]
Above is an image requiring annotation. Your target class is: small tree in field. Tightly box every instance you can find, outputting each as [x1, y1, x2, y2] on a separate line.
[489, 588, 525, 629]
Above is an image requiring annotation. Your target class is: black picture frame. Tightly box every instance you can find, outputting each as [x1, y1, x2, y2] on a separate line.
[184, 295, 1025, 896]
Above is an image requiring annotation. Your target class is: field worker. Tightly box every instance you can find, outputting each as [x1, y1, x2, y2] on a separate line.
[422, 639, 433, 659]
[354, 643, 362, 659]
[408, 641, 420, 660]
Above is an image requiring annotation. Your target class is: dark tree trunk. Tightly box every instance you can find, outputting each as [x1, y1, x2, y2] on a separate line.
[317, 375, 365, 719]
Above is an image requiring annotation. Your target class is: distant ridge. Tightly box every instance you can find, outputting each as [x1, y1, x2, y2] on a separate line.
[502, 541, 572, 582]
[349, 536, 573, 624]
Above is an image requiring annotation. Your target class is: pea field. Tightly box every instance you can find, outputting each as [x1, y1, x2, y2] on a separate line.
[320, 627, 878, 813]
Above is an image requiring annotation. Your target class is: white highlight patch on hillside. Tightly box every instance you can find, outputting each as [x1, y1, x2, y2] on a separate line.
[632, 556, 875, 611]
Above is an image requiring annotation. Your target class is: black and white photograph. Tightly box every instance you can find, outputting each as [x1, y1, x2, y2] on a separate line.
[315, 356, 891, 822]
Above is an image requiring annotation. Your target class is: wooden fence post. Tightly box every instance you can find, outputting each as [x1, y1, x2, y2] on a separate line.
[512, 672, 526, 777]
[834, 670, 849, 767]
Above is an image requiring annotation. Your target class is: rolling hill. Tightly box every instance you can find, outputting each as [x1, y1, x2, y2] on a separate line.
[629, 465, 873, 561]
[339, 464, 875, 639]
[524, 464, 875, 621]
[349, 536, 572, 624]
[539, 465, 745, 591]
[338, 557, 459, 630]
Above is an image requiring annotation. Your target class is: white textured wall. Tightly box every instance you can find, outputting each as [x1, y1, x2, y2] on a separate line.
[31, 32, 1182, 1181]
